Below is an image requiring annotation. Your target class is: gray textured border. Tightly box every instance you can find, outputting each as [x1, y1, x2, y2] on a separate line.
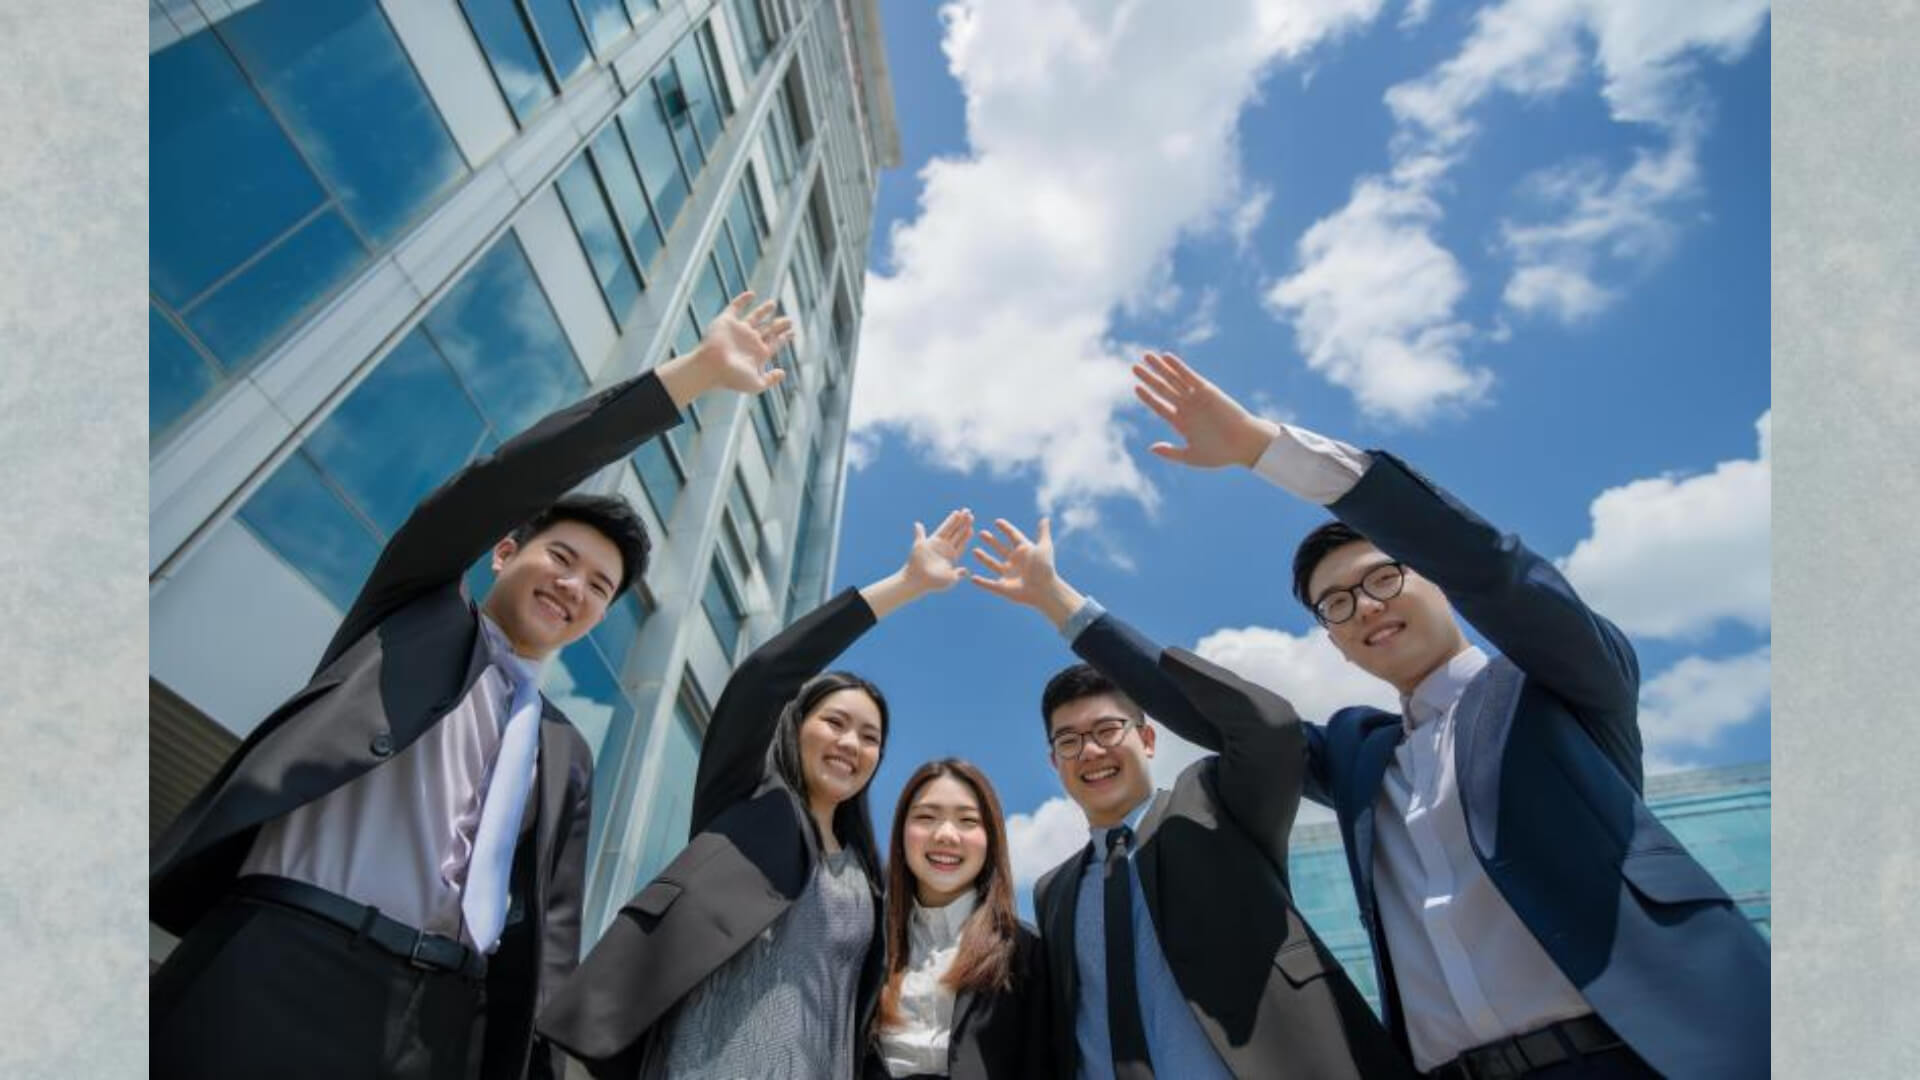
[1774, 1, 1918, 1075]
[0, 2, 146, 1077]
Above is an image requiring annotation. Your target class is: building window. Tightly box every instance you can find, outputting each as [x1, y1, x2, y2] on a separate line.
[671, 31, 726, 157]
[701, 556, 746, 655]
[632, 681, 707, 886]
[555, 153, 643, 322]
[721, 469, 764, 580]
[523, 0, 593, 84]
[150, 305, 221, 439]
[616, 82, 693, 233]
[729, 0, 775, 73]
[590, 125, 666, 277]
[423, 234, 586, 435]
[150, 1, 466, 444]
[460, 0, 558, 123]
[631, 439, 685, 526]
[575, 0, 635, 57]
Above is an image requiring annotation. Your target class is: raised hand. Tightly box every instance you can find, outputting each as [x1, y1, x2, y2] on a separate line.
[903, 508, 974, 594]
[1132, 351, 1278, 469]
[970, 517, 1085, 630]
[659, 292, 795, 406]
[859, 508, 973, 619]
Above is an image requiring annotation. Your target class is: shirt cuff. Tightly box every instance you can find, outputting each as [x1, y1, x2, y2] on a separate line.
[1250, 423, 1372, 505]
[1059, 596, 1106, 643]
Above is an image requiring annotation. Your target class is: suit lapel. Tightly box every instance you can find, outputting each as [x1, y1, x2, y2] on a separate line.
[1042, 845, 1089, 1048]
[1348, 721, 1402, 909]
[1131, 789, 1174, 934]
[1454, 657, 1524, 857]
[534, 707, 572, 888]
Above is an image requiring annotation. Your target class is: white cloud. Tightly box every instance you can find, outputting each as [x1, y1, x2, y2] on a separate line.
[1231, 184, 1275, 252]
[1638, 645, 1770, 772]
[1269, 0, 1769, 418]
[1561, 410, 1771, 639]
[1176, 287, 1221, 347]
[1264, 175, 1489, 422]
[854, 0, 1391, 515]
[1006, 794, 1089, 888]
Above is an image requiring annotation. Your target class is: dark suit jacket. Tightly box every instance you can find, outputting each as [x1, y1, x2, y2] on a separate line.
[863, 921, 1054, 1080]
[1302, 452, 1770, 1078]
[1034, 617, 1413, 1079]
[537, 587, 888, 1079]
[149, 370, 686, 1080]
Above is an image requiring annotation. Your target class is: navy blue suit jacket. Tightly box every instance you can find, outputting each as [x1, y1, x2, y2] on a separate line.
[1299, 453, 1769, 1078]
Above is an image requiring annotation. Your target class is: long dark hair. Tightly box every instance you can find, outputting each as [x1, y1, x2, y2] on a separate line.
[875, 759, 1020, 1032]
[767, 671, 889, 886]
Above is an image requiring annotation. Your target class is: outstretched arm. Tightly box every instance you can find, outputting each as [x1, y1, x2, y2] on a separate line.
[1132, 350, 1638, 729]
[690, 509, 973, 833]
[320, 293, 794, 671]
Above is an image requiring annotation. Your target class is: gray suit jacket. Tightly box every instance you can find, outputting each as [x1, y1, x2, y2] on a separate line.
[149, 370, 685, 1080]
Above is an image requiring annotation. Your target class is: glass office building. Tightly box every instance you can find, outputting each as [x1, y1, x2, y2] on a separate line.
[148, 0, 899, 947]
[1287, 762, 1773, 1012]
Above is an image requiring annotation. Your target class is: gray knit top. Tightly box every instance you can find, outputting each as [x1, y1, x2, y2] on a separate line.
[653, 847, 875, 1078]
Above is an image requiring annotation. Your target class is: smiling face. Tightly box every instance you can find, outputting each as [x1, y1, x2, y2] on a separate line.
[797, 687, 885, 813]
[482, 519, 623, 658]
[902, 774, 990, 907]
[1048, 692, 1156, 828]
[1307, 539, 1468, 695]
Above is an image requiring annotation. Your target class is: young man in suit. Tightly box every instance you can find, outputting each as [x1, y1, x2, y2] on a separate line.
[150, 294, 794, 1080]
[971, 520, 1411, 1080]
[1128, 351, 1769, 1078]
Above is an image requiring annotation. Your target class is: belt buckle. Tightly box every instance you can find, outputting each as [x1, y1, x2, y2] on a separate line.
[406, 931, 439, 971]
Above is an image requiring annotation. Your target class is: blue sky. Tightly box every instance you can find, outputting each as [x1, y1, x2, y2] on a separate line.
[822, 0, 1771, 893]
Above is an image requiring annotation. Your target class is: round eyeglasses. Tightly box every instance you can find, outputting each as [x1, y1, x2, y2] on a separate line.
[1312, 561, 1406, 625]
[1049, 717, 1141, 760]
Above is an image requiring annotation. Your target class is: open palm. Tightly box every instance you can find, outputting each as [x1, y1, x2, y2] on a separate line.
[701, 292, 795, 395]
[904, 508, 974, 593]
[969, 517, 1059, 609]
[1132, 351, 1273, 469]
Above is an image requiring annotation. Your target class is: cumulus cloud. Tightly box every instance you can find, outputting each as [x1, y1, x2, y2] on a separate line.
[1561, 411, 1771, 639]
[1176, 287, 1222, 347]
[1269, 0, 1769, 418]
[1006, 795, 1090, 888]
[854, 0, 1391, 514]
[1638, 645, 1771, 772]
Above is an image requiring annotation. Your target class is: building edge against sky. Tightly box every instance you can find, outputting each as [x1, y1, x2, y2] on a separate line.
[148, 0, 899, 950]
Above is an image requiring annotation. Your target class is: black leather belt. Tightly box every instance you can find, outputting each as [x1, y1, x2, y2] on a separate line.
[233, 875, 486, 980]
[1430, 1015, 1627, 1080]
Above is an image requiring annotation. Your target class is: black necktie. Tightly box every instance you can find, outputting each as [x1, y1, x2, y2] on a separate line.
[1104, 825, 1153, 1078]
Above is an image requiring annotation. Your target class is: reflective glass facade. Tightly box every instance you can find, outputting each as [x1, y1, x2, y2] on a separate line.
[1286, 762, 1774, 1014]
[150, 0, 901, 951]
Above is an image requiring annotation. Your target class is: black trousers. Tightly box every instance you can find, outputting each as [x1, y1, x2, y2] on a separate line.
[152, 891, 486, 1080]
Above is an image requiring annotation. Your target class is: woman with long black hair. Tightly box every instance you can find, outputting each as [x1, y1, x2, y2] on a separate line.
[868, 759, 1052, 1079]
[539, 509, 977, 1079]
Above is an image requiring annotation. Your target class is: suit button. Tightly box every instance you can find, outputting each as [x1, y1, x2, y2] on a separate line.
[370, 732, 394, 757]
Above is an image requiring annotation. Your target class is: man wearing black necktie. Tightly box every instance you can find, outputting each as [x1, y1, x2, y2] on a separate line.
[972, 519, 1411, 1079]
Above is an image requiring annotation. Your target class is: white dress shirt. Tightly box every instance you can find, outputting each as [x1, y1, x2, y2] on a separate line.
[879, 891, 979, 1077]
[1253, 424, 1593, 1071]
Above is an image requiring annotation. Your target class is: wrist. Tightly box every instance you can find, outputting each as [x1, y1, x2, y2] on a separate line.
[1236, 416, 1282, 468]
[1035, 578, 1085, 631]
[656, 346, 720, 408]
[860, 569, 921, 620]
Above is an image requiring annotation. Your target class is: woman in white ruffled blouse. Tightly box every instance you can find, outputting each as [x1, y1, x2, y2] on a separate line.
[868, 759, 1055, 1079]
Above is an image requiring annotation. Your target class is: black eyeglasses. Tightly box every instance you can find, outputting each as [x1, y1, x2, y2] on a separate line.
[1049, 717, 1141, 760]
[1312, 561, 1406, 625]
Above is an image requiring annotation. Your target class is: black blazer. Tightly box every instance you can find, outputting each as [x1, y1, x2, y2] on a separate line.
[864, 921, 1055, 1080]
[149, 371, 686, 1080]
[1033, 613, 1414, 1080]
[538, 588, 888, 1078]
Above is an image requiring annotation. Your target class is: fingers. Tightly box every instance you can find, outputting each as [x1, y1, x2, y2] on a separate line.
[1133, 361, 1185, 407]
[759, 368, 787, 391]
[976, 529, 1013, 561]
[1134, 384, 1181, 427]
[993, 517, 1033, 549]
[935, 509, 973, 546]
[759, 316, 793, 342]
[1149, 442, 1192, 463]
[968, 574, 1017, 599]
[728, 291, 756, 315]
[971, 546, 1011, 576]
[914, 521, 928, 543]
[1038, 515, 1053, 545]
[747, 299, 779, 328]
[1144, 351, 1196, 394]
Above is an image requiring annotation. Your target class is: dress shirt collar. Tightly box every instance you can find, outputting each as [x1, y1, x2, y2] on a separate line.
[1401, 645, 1489, 732]
[478, 613, 544, 686]
[911, 889, 979, 945]
[1087, 790, 1161, 856]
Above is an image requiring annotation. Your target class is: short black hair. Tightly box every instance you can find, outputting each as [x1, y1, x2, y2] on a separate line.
[510, 493, 651, 599]
[1039, 663, 1142, 739]
[1291, 519, 1371, 611]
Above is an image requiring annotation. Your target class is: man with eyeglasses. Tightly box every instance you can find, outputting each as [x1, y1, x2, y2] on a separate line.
[1126, 351, 1768, 1079]
[972, 519, 1412, 1079]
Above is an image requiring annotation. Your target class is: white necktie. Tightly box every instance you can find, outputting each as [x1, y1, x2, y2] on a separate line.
[461, 656, 542, 953]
